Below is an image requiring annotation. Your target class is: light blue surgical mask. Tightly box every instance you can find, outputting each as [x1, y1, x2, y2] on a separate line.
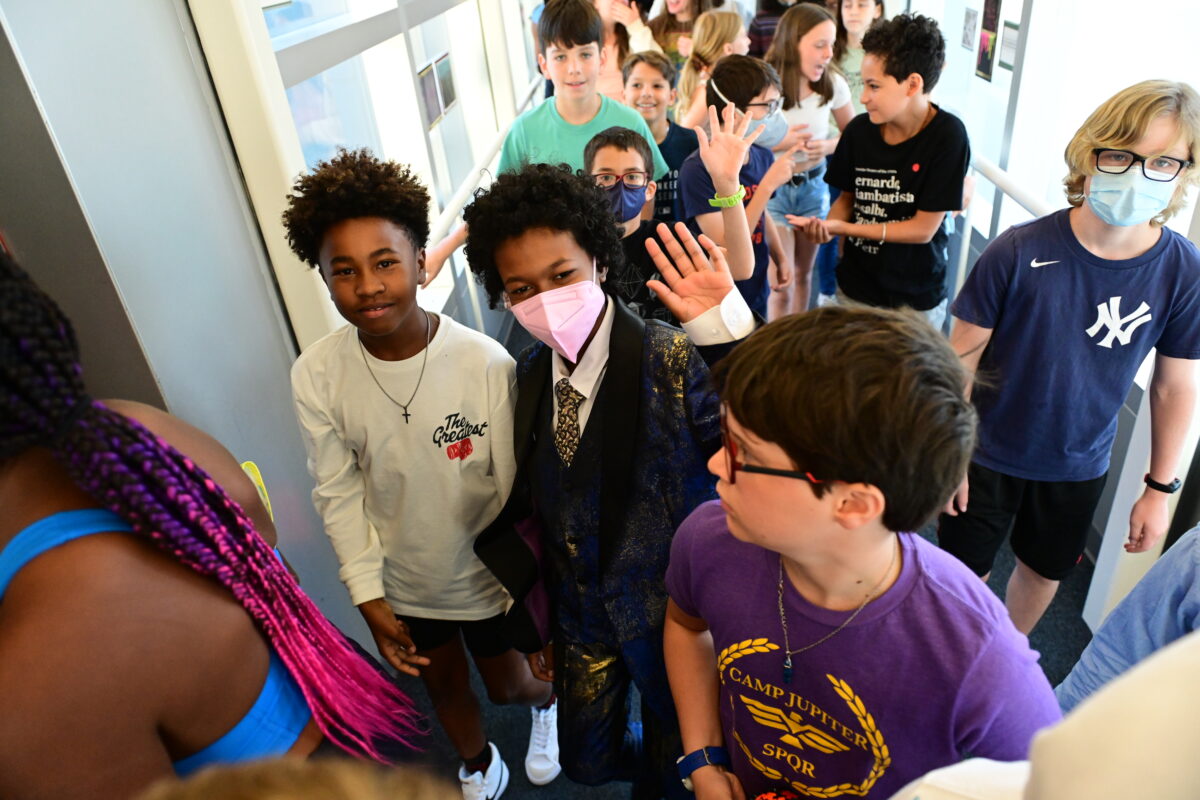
[1086, 169, 1177, 227]
[709, 79, 787, 148]
[746, 109, 788, 149]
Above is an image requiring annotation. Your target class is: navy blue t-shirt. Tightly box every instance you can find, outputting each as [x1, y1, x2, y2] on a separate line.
[953, 209, 1200, 481]
[654, 121, 699, 223]
[680, 143, 774, 317]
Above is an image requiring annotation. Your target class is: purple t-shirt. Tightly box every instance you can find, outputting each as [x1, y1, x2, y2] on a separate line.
[666, 501, 1061, 799]
[952, 208, 1200, 481]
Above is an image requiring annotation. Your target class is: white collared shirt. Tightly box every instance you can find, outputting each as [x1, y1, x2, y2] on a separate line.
[547, 290, 754, 437]
[550, 296, 615, 437]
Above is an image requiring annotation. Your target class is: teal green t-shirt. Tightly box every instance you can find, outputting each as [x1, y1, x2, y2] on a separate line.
[497, 95, 669, 179]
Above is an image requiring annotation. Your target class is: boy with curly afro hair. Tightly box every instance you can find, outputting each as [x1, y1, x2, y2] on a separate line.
[465, 162, 754, 798]
[283, 148, 560, 798]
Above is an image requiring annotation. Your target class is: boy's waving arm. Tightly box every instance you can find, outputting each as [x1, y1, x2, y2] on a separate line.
[645, 222, 754, 344]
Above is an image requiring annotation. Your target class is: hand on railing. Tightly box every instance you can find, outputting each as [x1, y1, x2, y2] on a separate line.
[422, 222, 468, 288]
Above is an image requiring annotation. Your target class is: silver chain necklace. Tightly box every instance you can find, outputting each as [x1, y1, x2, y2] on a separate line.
[357, 310, 431, 424]
[778, 539, 898, 684]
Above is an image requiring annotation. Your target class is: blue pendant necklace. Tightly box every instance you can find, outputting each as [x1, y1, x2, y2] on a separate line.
[777, 540, 898, 684]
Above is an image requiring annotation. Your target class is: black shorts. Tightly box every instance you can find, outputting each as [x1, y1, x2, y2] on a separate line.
[396, 613, 511, 658]
[937, 461, 1107, 581]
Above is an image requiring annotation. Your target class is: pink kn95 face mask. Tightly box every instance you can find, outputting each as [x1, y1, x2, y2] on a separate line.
[508, 260, 606, 363]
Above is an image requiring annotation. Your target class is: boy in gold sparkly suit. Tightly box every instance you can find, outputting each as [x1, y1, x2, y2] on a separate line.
[467, 159, 755, 799]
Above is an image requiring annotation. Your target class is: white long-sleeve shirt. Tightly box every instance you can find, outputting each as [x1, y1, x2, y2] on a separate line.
[291, 314, 515, 619]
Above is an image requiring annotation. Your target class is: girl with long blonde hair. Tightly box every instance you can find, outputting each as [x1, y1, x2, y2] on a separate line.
[648, 0, 726, 72]
[674, 10, 750, 129]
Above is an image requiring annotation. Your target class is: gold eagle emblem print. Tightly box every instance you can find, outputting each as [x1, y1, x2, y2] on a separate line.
[739, 695, 853, 754]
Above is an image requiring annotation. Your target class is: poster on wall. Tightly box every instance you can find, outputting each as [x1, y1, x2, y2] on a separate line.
[961, 8, 978, 51]
[998, 20, 1020, 70]
[418, 65, 442, 128]
[436, 55, 457, 108]
[975, 0, 1000, 81]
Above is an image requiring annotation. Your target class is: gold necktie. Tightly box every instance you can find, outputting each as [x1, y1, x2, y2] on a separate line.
[554, 377, 585, 465]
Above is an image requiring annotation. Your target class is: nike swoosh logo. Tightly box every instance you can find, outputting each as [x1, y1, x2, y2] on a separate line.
[1030, 259, 1060, 268]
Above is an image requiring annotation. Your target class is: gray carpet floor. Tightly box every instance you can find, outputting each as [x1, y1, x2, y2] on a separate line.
[394, 532, 1093, 798]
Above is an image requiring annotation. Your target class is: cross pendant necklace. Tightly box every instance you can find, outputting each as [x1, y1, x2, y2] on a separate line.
[358, 310, 431, 424]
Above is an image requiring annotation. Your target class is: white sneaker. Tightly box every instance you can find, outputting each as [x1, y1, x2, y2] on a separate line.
[817, 293, 836, 307]
[525, 700, 562, 785]
[459, 742, 509, 800]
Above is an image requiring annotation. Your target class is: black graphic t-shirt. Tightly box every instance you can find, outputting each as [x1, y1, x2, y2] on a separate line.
[615, 220, 676, 324]
[826, 107, 970, 310]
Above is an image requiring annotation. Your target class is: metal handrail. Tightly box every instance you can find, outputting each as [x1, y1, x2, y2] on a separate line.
[972, 154, 1055, 219]
[953, 154, 1055, 295]
[429, 76, 541, 244]
[425, 75, 543, 330]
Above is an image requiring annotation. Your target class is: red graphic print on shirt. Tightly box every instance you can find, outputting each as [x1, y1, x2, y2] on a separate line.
[446, 438, 475, 461]
[434, 413, 487, 461]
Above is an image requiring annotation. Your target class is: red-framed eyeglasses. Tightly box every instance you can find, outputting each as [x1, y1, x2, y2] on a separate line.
[720, 409, 826, 486]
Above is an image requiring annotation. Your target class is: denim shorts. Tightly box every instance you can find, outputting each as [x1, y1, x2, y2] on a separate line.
[767, 163, 830, 225]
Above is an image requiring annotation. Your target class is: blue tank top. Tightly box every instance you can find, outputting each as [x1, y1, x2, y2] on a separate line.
[0, 509, 313, 775]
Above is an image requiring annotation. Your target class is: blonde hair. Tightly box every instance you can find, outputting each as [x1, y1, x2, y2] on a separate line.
[1064, 80, 1200, 225]
[134, 759, 454, 800]
[676, 10, 744, 119]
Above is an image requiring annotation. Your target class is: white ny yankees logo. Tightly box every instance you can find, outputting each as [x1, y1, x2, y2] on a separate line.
[1085, 296, 1152, 348]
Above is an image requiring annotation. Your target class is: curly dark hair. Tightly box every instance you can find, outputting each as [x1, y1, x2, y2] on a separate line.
[463, 163, 625, 309]
[281, 147, 431, 269]
[861, 13, 945, 92]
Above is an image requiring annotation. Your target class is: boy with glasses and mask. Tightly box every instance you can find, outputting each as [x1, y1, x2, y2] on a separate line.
[679, 54, 803, 318]
[423, 0, 668, 285]
[663, 306, 1060, 800]
[584, 113, 756, 322]
[939, 80, 1200, 637]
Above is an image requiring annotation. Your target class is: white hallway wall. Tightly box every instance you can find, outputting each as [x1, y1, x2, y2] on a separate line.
[0, 0, 370, 644]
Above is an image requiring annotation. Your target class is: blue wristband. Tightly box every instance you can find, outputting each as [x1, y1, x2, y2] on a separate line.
[676, 746, 731, 790]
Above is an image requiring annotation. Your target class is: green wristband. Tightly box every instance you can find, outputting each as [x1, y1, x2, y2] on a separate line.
[708, 185, 746, 208]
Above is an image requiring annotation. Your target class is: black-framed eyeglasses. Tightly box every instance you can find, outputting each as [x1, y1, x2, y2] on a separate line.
[1093, 148, 1191, 182]
[720, 410, 825, 486]
[745, 97, 783, 116]
[593, 171, 649, 189]
[710, 78, 782, 119]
